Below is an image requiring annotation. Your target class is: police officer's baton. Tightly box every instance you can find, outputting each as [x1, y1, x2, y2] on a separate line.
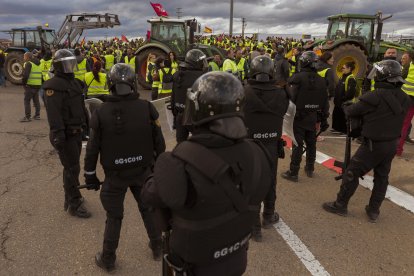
[78, 182, 103, 190]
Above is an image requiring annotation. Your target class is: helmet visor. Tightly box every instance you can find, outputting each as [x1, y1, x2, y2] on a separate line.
[54, 56, 78, 73]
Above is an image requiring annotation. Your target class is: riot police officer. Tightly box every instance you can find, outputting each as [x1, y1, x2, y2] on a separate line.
[243, 55, 289, 241]
[323, 60, 410, 222]
[171, 49, 206, 143]
[83, 64, 166, 272]
[43, 49, 90, 218]
[142, 72, 272, 276]
[281, 51, 329, 182]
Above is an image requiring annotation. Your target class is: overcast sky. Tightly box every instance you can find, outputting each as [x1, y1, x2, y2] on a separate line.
[1, 0, 414, 40]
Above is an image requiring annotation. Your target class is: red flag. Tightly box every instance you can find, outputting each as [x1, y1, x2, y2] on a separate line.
[146, 30, 151, 41]
[121, 34, 128, 42]
[150, 2, 169, 17]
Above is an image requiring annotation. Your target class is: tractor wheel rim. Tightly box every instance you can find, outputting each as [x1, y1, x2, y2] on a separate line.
[10, 59, 23, 76]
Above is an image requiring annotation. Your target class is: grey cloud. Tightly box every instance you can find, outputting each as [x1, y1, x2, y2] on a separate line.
[1, 0, 413, 40]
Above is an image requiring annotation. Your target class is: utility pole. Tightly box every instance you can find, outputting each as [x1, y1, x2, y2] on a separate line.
[176, 8, 183, 19]
[229, 0, 233, 36]
[242, 17, 246, 37]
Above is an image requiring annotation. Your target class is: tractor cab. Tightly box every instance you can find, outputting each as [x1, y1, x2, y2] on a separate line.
[8, 27, 55, 50]
[148, 18, 199, 58]
[327, 14, 376, 55]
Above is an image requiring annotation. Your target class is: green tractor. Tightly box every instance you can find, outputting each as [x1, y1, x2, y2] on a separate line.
[306, 12, 413, 81]
[136, 17, 224, 89]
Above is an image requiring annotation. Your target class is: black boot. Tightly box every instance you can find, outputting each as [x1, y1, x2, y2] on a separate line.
[322, 201, 348, 216]
[262, 212, 280, 229]
[149, 239, 162, 261]
[365, 205, 380, 223]
[95, 251, 116, 272]
[281, 170, 299, 182]
[67, 202, 91, 218]
[251, 227, 263, 242]
[304, 164, 314, 178]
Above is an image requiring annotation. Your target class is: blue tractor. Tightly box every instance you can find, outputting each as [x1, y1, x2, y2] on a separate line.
[3, 27, 55, 84]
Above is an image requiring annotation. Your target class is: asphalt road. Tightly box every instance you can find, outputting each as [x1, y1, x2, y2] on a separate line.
[0, 84, 413, 275]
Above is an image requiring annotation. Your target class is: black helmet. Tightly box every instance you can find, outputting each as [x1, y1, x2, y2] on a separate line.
[182, 49, 207, 70]
[299, 51, 318, 69]
[184, 71, 244, 126]
[107, 63, 136, 96]
[53, 49, 78, 74]
[249, 55, 274, 82]
[368, 60, 407, 83]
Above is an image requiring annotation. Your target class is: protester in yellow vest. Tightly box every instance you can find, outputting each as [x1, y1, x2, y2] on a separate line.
[104, 49, 116, 71]
[235, 49, 248, 81]
[158, 59, 176, 98]
[124, 49, 137, 74]
[85, 61, 109, 101]
[168, 51, 179, 71]
[397, 52, 414, 156]
[208, 54, 222, 72]
[288, 48, 299, 77]
[222, 49, 239, 79]
[332, 61, 357, 134]
[315, 51, 335, 99]
[150, 56, 162, 100]
[74, 48, 90, 83]
[21, 52, 41, 122]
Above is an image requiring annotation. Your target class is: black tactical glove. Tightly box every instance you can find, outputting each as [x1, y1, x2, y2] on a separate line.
[52, 132, 66, 151]
[84, 173, 101, 191]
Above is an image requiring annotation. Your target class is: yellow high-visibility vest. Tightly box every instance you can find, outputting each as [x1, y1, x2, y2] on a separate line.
[85, 72, 109, 96]
[344, 74, 360, 103]
[237, 58, 246, 80]
[104, 54, 115, 71]
[402, 62, 414, 96]
[125, 56, 136, 72]
[209, 61, 220, 71]
[317, 68, 329, 78]
[25, 61, 42, 86]
[222, 58, 238, 77]
[289, 56, 296, 77]
[158, 67, 176, 94]
[40, 59, 52, 81]
[74, 59, 87, 82]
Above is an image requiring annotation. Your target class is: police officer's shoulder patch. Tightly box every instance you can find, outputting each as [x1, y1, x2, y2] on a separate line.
[46, 90, 54, 97]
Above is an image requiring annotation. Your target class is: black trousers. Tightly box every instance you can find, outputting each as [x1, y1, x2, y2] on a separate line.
[175, 112, 190, 143]
[290, 125, 316, 174]
[262, 142, 279, 215]
[336, 139, 397, 211]
[100, 167, 161, 258]
[151, 87, 159, 101]
[24, 86, 40, 118]
[332, 105, 347, 134]
[53, 133, 83, 207]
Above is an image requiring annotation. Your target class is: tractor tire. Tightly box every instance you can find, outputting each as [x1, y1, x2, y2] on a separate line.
[331, 44, 368, 82]
[137, 48, 167, 90]
[5, 51, 25, 85]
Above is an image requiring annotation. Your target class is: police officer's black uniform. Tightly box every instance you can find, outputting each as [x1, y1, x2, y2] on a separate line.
[83, 64, 166, 272]
[142, 72, 272, 276]
[43, 49, 90, 218]
[243, 55, 289, 241]
[171, 49, 206, 143]
[323, 60, 410, 222]
[282, 51, 329, 181]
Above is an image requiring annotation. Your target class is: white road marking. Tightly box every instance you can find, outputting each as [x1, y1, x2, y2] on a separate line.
[274, 218, 331, 276]
[359, 176, 414, 214]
